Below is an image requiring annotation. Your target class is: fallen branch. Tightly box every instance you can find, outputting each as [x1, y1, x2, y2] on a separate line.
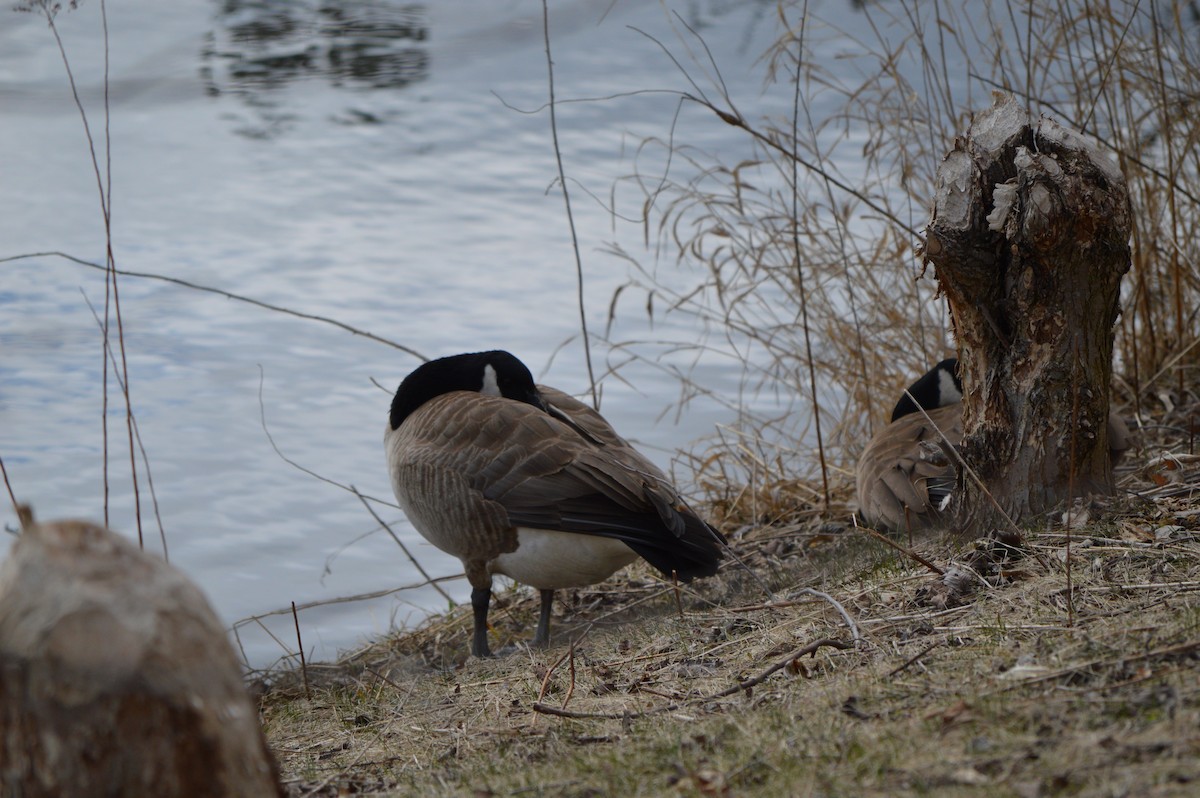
[995, 639, 1200, 692]
[854, 517, 946, 576]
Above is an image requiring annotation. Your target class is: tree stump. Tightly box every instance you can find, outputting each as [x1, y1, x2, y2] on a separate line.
[0, 514, 282, 797]
[923, 93, 1130, 536]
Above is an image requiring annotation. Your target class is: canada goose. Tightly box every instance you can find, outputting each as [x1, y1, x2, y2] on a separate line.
[855, 358, 1130, 532]
[855, 359, 963, 532]
[385, 350, 725, 657]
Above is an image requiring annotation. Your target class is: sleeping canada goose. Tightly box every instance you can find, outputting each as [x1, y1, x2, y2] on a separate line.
[385, 350, 726, 657]
[855, 359, 963, 533]
[855, 358, 1130, 533]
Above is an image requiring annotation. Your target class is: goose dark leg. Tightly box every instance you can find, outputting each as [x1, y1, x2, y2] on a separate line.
[531, 589, 555, 648]
[470, 586, 492, 658]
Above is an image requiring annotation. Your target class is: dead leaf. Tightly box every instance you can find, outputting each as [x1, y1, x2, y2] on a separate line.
[925, 699, 973, 730]
[1118, 522, 1155, 543]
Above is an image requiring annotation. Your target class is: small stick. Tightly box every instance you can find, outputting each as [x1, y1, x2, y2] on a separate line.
[717, 638, 853, 698]
[722, 598, 827, 613]
[671, 570, 684, 621]
[292, 601, 311, 700]
[364, 666, 404, 692]
[2, 251, 427, 361]
[533, 638, 852, 720]
[793, 587, 861, 643]
[887, 640, 942, 677]
[81, 291, 168, 559]
[535, 644, 576, 708]
[0, 456, 20, 518]
[540, 0, 597, 408]
[562, 638, 577, 711]
[854, 515, 945, 576]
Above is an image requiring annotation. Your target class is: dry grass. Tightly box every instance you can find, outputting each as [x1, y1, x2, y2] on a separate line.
[260, 410, 1200, 796]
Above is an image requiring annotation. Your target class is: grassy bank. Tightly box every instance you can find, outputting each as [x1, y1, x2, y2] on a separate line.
[260, 432, 1200, 796]
[258, 3, 1200, 793]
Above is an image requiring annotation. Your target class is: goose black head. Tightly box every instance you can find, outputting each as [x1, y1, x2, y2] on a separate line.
[389, 350, 544, 430]
[890, 358, 963, 422]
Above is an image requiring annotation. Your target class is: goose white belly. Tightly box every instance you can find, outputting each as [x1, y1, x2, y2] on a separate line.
[490, 528, 638, 589]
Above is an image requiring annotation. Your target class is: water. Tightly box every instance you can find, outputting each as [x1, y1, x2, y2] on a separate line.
[0, 0, 869, 667]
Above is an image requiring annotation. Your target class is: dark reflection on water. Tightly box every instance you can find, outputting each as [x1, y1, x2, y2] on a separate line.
[202, 0, 429, 97]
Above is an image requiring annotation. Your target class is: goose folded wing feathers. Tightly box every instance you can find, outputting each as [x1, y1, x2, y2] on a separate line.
[535, 385, 638, 450]
[857, 403, 962, 530]
[490, 399, 721, 580]
[877, 459, 931, 512]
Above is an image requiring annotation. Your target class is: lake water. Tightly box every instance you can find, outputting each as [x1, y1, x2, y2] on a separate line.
[0, 0, 909, 667]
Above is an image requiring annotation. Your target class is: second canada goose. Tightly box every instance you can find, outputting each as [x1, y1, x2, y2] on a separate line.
[385, 350, 725, 657]
[856, 358, 1130, 532]
[855, 359, 963, 532]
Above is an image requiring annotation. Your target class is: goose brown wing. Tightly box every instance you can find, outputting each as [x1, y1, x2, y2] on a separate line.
[507, 389, 723, 580]
[856, 404, 961, 532]
[389, 390, 723, 580]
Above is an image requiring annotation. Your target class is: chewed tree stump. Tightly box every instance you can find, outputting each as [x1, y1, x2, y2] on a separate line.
[923, 93, 1131, 537]
[0, 514, 282, 798]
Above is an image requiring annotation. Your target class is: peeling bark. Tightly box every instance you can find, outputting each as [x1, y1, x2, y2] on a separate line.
[923, 93, 1131, 535]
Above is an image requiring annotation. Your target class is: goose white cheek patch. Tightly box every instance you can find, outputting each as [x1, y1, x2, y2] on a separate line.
[480, 364, 500, 396]
[938, 368, 963, 405]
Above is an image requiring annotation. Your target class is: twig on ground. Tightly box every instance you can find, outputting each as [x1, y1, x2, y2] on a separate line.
[536, 646, 573, 708]
[533, 637, 853, 720]
[671, 571, 684, 620]
[232, 573, 462, 669]
[854, 516, 946, 576]
[792, 588, 861, 643]
[534, 630, 586, 715]
[887, 640, 943, 677]
[991, 639, 1200, 693]
[565, 638, 578, 710]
